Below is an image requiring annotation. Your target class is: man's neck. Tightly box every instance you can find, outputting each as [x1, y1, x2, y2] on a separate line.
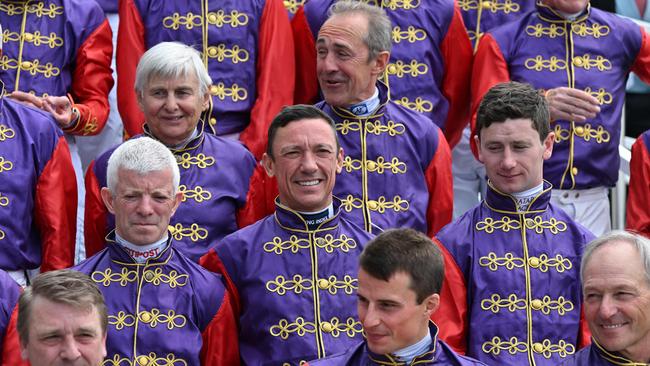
[392, 331, 432, 363]
[115, 233, 169, 263]
[346, 87, 379, 117]
[619, 339, 650, 363]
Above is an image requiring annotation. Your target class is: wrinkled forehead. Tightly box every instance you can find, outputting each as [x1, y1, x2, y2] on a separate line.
[318, 13, 369, 46]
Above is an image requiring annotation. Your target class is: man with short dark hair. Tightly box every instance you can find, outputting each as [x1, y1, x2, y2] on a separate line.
[560, 230, 650, 365]
[308, 228, 486, 365]
[201, 104, 374, 364]
[16, 269, 107, 366]
[434, 82, 594, 366]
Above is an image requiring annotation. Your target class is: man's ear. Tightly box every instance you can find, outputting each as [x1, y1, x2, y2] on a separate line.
[474, 135, 484, 164]
[372, 51, 390, 76]
[424, 293, 440, 318]
[335, 147, 344, 174]
[262, 152, 275, 177]
[543, 131, 555, 160]
[101, 187, 116, 215]
[170, 191, 183, 217]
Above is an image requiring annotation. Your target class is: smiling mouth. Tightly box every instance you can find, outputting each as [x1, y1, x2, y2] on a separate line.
[297, 180, 321, 186]
[602, 323, 626, 329]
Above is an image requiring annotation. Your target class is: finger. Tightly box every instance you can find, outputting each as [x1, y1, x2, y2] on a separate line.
[8, 91, 43, 108]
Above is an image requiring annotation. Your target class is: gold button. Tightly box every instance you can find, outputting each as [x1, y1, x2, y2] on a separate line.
[210, 85, 219, 95]
[207, 47, 218, 57]
[482, 1, 492, 8]
[528, 257, 540, 267]
[144, 271, 154, 281]
[140, 311, 152, 322]
[209, 117, 217, 125]
[137, 355, 149, 365]
[366, 161, 377, 170]
[21, 61, 32, 69]
[207, 13, 217, 23]
[315, 237, 326, 245]
[23, 33, 34, 42]
[530, 299, 543, 310]
[318, 279, 329, 289]
[574, 126, 584, 135]
[572, 167, 578, 175]
[573, 57, 583, 67]
[532, 342, 544, 353]
[367, 200, 378, 210]
[387, 64, 397, 74]
[321, 321, 333, 333]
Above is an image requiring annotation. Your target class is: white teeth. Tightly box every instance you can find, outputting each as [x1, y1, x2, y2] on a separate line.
[298, 180, 319, 186]
[603, 324, 623, 329]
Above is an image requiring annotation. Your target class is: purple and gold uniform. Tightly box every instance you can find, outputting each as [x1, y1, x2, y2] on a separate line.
[292, 0, 472, 148]
[201, 199, 374, 365]
[0, 0, 113, 136]
[74, 233, 239, 365]
[306, 323, 487, 366]
[0, 96, 76, 273]
[117, 0, 294, 159]
[559, 340, 648, 366]
[433, 181, 594, 366]
[84, 122, 256, 262]
[471, 3, 650, 189]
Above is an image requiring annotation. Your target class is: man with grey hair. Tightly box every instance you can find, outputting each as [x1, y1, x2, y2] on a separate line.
[266, 1, 454, 237]
[560, 230, 650, 365]
[74, 137, 239, 365]
[85, 42, 256, 263]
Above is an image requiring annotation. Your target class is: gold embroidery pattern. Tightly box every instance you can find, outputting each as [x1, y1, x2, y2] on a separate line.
[526, 24, 565, 38]
[573, 54, 611, 71]
[103, 353, 188, 366]
[80, 117, 99, 135]
[92, 267, 138, 287]
[571, 22, 610, 38]
[382, 0, 420, 10]
[340, 195, 409, 213]
[3, 30, 63, 48]
[205, 10, 249, 27]
[479, 252, 525, 271]
[525, 216, 567, 234]
[0, 228, 5, 241]
[0, 193, 8, 207]
[315, 234, 358, 253]
[109, 309, 187, 330]
[476, 216, 567, 234]
[391, 26, 426, 43]
[266, 275, 358, 295]
[264, 235, 310, 255]
[0, 157, 14, 172]
[284, 0, 306, 14]
[270, 317, 362, 339]
[320, 275, 357, 295]
[169, 223, 208, 242]
[481, 294, 574, 315]
[205, 44, 249, 63]
[91, 268, 189, 288]
[0, 2, 63, 18]
[386, 60, 428, 78]
[176, 153, 215, 169]
[143, 268, 189, 288]
[475, 216, 520, 233]
[585, 87, 612, 105]
[535, 296, 574, 315]
[179, 185, 212, 203]
[0, 124, 15, 141]
[342, 156, 407, 174]
[162, 12, 202, 30]
[535, 339, 576, 358]
[525, 56, 567, 72]
[528, 254, 573, 273]
[336, 119, 406, 136]
[210, 82, 248, 102]
[0, 56, 60, 77]
[163, 10, 249, 30]
[395, 97, 433, 113]
[553, 124, 610, 144]
[482, 336, 528, 355]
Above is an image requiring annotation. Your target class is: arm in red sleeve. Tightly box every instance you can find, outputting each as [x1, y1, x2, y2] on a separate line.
[426, 129, 453, 237]
[200, 250, 242, 317]
[431, 239, 468, 354]
[240, 0, 295, 160]
[626, 137, 650, 236]
[631, 26, 650, 83]
[1, 305, 29, 366]
[236, 163, 278, 228]
[439, 3, 473, 149]
[35, 137, 76, 272]
[578, 305, 591, 349]
[292, 5, 319, 105]
[84, 161, 109, 257]
[469, 34, 510, 157]
[200, 291, 241, 366]
[63, 20, 113, 137]
[116, 0, 146, 138]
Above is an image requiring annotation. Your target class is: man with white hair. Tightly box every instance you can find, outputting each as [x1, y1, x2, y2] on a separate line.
[75, 137, 239, 365]
[560, 230, 650, 365]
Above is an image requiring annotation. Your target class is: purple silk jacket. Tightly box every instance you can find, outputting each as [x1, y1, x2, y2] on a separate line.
[85, 121, 256, 262]
[559, 340, 649, 366]
[307, 323, 488, 366]
[203, 199, 374, 365]
[434, 181, 595, 366]
[459, 0, 536, 50]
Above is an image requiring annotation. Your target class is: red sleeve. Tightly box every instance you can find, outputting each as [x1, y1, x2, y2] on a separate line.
[116, 0, 146, 138]
[200, 291, 240, 366]
[439, 3, 473, 149]
[240, 0, 295, 160]
[1, 305, 28, 366]
[431, 239, 468, 354]
[631, 26, 650, 83]
[236, 163, 278, 228]
[63, 20, 113, 137]
[626, 137, 650, 236]
[470, 34, 510, 157]
[291, 5, 319, 105]
[426, 129, 453, 237]
[35, 137, 76, 272]
[578, 305, 591, 349]
[84, 161, 109, 257]
[200, 250, 242, 317]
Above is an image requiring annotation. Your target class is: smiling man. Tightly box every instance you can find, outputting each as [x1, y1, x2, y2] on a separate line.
[433, 82, 595, 366]
[560, 230, 650, 365]
[201, 104, 374, 364]
[307, 229, 486, 366]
